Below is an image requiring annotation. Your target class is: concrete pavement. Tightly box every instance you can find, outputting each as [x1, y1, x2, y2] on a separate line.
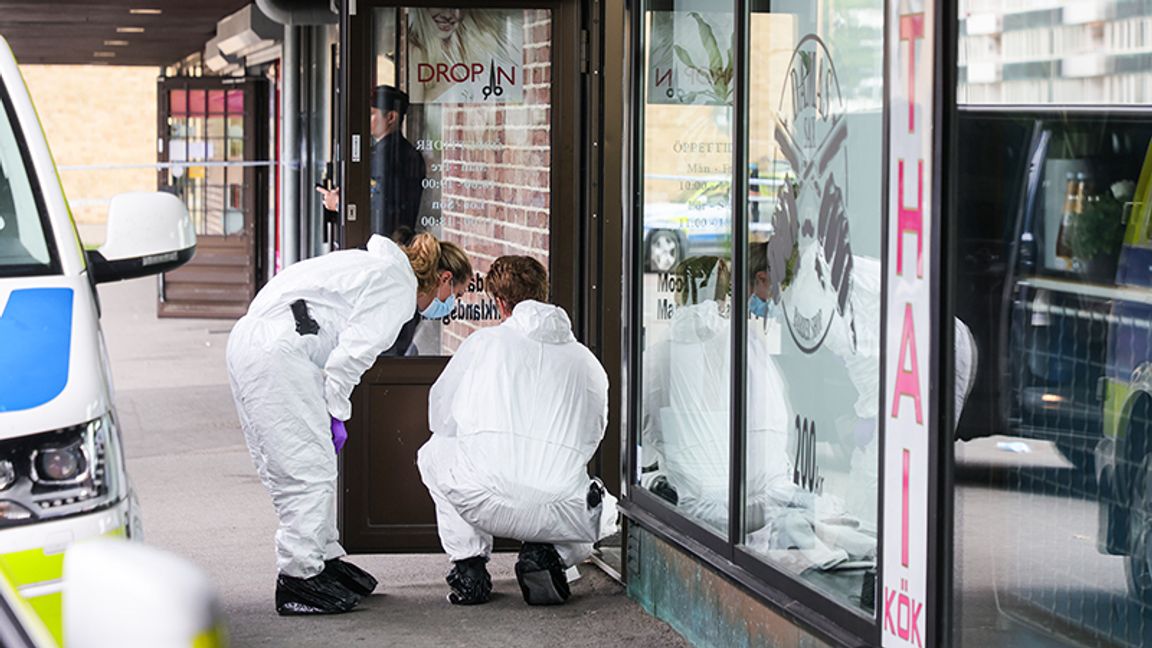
[97, 276, 687, 648]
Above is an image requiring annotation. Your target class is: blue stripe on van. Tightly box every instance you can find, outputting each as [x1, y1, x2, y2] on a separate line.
[0, 288, 73, 412]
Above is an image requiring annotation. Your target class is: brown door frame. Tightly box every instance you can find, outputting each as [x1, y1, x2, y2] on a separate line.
[336, 0, 589, 553]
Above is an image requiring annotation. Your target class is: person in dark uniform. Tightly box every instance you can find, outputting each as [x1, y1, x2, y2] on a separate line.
[318, 86, 428, 356]
[318, 85, 426, 239]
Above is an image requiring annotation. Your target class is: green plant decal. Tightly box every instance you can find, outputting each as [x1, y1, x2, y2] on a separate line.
[1069, 192, 1126, 261]
[672, 12, 734, 104]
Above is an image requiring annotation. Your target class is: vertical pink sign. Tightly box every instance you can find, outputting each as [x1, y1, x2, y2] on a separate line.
[883, 0, 935, 647]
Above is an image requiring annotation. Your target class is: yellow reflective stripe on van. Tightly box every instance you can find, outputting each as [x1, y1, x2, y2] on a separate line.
[192, 623, 228, 648]
[0, 548, 65, 646]
[0, 548, 64, 588]
[0, 524, 129, 586]
[0, 525, 129, 646]
[25, 592, 62, 646]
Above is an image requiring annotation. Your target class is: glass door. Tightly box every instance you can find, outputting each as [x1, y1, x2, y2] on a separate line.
[338, 0, 583, 552]
[157, 77, 268, 319]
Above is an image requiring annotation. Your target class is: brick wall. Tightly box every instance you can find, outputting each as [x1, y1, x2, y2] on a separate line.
[438, 9, 553, 353]
[18, 65, 157, 243]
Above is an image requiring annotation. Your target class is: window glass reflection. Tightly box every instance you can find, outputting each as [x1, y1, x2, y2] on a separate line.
[371, 7, 553, 357]
[954, 100, 1152, 644]
[742, 0, 884, 613]
[959, 0, 1152, 105]
[637, 0, 735, 536]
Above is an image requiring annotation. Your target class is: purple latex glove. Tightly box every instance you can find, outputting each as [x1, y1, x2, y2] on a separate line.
[331, 418, 347, 454]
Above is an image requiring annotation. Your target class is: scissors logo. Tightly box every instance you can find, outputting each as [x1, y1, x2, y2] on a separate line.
[481, 59, 505, 100]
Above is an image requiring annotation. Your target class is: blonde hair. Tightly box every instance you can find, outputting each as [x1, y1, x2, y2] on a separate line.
[404, 232, 473, 293]
[438, 240, 473, 285]
[409, 9, 514, 70]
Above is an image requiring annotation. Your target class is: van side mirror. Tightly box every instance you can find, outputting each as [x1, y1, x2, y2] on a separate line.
[64, 539, 225, 648]
[86, 192, 196, 284]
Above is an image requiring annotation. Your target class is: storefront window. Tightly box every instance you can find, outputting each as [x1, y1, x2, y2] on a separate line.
[953, 2, 1152, 645]
[636, 0, 735, 536]
[742, 0, 883, 614]
[371, 7, 553, 356]
[165, 84, 247, 237]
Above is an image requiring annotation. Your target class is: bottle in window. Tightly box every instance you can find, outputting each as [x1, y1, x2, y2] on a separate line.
[1055, 172, 1077, 262]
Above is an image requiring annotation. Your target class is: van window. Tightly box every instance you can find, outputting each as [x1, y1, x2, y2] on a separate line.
[0, 88, 56, 277]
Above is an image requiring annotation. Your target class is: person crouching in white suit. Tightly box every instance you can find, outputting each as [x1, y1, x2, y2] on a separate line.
[227, 233, 472, 616]
[417, 255, 617, 606]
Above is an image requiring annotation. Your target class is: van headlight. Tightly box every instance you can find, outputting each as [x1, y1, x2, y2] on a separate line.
[0, 413, 124, 526]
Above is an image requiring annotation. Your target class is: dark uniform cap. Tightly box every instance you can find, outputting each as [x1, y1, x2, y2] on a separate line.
[373, 85, 410, 115]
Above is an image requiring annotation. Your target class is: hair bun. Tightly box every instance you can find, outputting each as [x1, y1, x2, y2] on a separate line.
[404, 232, 443, 292]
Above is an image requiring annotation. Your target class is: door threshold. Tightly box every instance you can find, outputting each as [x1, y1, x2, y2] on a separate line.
[588, 553, 623, 583]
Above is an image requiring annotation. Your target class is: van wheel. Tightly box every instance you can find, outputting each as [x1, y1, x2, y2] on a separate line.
[1055, 439, 1095, 478]
[1125, 453, 1152, 602]
[647, 231, 681, 273]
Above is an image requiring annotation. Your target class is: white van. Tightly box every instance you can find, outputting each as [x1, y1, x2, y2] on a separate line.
[0, 37, 195, 642]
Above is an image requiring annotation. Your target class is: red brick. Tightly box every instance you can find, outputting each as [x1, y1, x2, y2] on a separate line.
[531, 22, 551, 43]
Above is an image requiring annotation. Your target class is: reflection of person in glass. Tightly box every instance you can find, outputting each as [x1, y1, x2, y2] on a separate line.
[639, 256, 735, 532]
[744, 242, 878, 574]
[408, 9, 519, 104]
[743, 240, 979, 575]
[318, 86, 425, 239]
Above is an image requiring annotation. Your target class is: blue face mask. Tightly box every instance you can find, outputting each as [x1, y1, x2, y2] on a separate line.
[749, 294, 775, 320]
[421, 293, 457, 320]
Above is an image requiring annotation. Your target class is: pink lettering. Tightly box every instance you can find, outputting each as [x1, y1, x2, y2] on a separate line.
[884, 588, 898, 634]
[900, 13, 925, 133]
[892, 303, 923, 423]
[897, 160, 924, 277]
[911, 600, 924, 647]
[899, 591, 911, 640]
[902, 449, 910, 567]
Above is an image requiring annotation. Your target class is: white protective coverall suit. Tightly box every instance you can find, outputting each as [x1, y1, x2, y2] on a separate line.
[227, 235, 416, 578]
[417, 300, 617, 567]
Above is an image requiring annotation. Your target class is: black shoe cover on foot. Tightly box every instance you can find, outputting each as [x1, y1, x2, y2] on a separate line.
[446, 556, 492, 605]
[323, 558, 378, 597]
[275, 571, 360, 616]
[515, 543, 570, 606]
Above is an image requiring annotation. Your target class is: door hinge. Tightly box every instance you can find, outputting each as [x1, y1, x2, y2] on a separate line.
[580, 28, 590, 74]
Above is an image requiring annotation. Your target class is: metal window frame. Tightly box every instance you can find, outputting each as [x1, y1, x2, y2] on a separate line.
[616, 0, 926, 644]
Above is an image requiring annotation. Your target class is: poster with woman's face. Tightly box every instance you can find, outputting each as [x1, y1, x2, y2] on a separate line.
[407, 8, 524, 104]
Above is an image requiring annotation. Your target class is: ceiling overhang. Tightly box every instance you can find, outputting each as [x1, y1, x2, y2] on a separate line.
[0, 1, 254, 66]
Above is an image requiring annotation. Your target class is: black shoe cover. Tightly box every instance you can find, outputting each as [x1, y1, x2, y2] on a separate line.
[650, 475, 679, 505]
[275, 571, 360, 616]
[323, 558, 378, 597]
[446, 556, 492, 605]
[515, 543, 570, 606]
[587, 479, 604, 509]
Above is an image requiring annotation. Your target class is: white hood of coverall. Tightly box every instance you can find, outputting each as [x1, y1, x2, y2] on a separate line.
[422, 300, 614, 547]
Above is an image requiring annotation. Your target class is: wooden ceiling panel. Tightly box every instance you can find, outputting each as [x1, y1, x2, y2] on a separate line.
[0, 0, 255, 66]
